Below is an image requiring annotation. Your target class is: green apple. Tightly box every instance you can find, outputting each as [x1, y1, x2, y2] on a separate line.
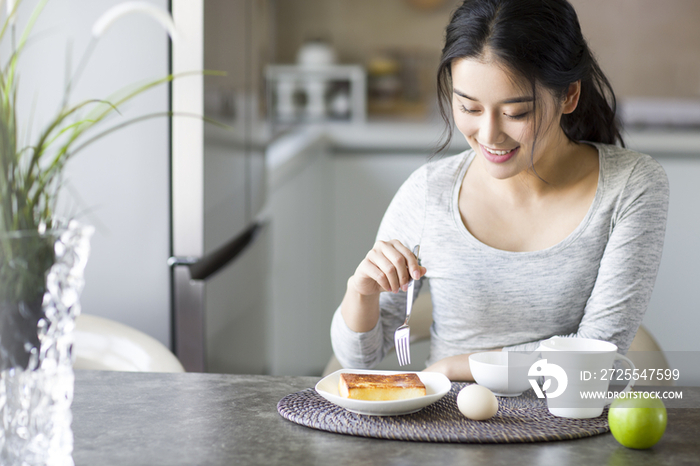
[608, 395, 667, 449]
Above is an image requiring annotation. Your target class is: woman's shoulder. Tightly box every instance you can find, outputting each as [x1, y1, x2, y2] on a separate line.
[427, 149, 474, 171]
[411, 149, 474, 185]
[388, 150, 472, 216]
[378, 152, 472, 244]
[594, 143, 668, 184]
[593, 142, 669, 200]
[595, 143, 664, 171]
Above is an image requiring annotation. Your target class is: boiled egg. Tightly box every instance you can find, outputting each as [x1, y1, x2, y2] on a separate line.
[457, 384, 499, 421]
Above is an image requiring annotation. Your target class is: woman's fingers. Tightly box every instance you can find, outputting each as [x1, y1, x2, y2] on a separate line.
[353, 259, 391, 294]
[370, 245, 407, 292]
[353, 240, 424, 295]
[390, 240, 422, 281]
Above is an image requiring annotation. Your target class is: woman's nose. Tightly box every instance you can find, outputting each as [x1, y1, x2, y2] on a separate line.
[478, 112, 504, 145]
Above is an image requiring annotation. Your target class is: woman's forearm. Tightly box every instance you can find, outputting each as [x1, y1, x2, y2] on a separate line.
[339, 276, 381, 332]
[340, 239, 425, 333]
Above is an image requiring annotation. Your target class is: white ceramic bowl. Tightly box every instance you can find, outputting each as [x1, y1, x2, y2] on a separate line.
[469, 351, 536, 397]
[296, 41, 337, 67]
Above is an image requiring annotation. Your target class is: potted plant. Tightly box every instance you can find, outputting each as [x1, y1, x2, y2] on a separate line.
[0, 1, 181, 464]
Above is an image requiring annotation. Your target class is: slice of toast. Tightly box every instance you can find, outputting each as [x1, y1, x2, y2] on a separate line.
[338, 373, 426, 401]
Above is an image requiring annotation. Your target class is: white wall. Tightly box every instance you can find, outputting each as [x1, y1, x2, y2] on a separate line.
[14, 0, 171, 345]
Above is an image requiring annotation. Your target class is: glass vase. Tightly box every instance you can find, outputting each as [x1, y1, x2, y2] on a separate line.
[0, 221, 93, 466]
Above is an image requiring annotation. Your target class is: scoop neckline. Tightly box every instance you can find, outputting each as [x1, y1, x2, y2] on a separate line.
[450, 142, 605, 258]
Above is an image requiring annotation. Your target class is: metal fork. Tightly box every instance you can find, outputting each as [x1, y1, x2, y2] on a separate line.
[394, 245, 420, 366]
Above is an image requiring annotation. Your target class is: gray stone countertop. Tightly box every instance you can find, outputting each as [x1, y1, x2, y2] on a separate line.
[72, 370, 700, 466]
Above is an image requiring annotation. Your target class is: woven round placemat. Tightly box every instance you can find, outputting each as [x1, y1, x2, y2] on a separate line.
[277, 383, 609, 443]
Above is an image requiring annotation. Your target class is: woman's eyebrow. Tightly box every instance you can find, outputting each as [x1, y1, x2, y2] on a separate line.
[453, 88, 534, 104]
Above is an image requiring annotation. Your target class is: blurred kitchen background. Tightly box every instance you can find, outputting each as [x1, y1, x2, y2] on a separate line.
[17, 1, 700, 383]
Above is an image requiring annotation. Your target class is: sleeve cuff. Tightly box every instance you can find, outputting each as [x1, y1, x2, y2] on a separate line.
[330, 306, 384, 369]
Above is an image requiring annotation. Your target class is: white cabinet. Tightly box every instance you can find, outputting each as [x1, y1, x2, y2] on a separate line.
[643, 155, 700, 384]
[266, 133, 337, 375]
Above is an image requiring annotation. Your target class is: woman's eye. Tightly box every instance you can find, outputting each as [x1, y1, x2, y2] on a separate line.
[460, 106, 479, 114]
[505, 112, 530, 120]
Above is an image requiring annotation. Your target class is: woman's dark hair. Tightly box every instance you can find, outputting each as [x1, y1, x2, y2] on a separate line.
[436, 0, 624, 155]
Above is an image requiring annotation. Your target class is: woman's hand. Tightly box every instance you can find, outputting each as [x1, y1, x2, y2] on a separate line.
[424, 349, 503, 381]
[350, 240, 426, 297]
[424, 354, 476, 382]
[340, 240, 426, 333]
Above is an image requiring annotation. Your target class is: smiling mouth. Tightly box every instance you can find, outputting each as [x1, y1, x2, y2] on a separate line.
[482, 146, 517, 156]
[478, 143, 519, 163]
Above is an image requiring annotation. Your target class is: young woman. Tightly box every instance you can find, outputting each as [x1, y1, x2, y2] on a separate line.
[330, 0, 669, 381]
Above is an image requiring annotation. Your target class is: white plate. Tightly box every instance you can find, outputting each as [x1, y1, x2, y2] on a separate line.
[315, 369, 452, 416]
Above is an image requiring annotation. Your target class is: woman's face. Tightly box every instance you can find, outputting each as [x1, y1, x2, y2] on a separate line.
[451, 56, 570, 181]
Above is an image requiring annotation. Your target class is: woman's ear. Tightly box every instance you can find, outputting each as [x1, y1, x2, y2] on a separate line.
[562, 80, 581, 114]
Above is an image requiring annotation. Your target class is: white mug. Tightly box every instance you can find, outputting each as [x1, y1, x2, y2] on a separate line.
[532, 337, 636, 419]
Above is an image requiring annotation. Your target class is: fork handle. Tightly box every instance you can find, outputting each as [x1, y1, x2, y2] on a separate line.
[405, 280, 416, 323]
[412, 245, 420, 261]
[404, 245, 420, 322]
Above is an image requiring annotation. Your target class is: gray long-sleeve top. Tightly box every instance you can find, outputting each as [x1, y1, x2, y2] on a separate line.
[331, 143, 670, 369]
